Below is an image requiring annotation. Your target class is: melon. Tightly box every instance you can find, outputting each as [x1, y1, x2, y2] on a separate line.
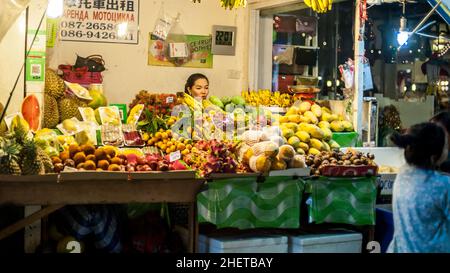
[21, 95, 40, 132]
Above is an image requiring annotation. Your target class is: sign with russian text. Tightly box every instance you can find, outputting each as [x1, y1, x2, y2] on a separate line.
[60, 0, 139, 44]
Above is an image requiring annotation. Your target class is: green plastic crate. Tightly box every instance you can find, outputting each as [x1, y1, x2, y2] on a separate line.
[307, 176, 377, 226]
[197, 177, 304, 229]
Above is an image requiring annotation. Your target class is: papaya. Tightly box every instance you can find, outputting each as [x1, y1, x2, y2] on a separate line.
[279, 116, 289, 123]
[21, 94, 40, 132]
[322, 141, 331, 152]
[321, 106, 332, 114]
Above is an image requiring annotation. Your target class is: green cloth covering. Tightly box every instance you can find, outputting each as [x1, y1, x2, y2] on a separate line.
[197, 176, 304, 229]
[307, 176, 377, 226]
[332, 132, 359, 147]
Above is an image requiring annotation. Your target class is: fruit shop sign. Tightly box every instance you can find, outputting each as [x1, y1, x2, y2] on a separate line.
[60, 0, 139, 44]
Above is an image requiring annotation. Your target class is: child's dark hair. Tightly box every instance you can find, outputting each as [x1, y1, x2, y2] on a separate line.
[430, 111, 450, 133]
[184, 73, 209, 93]
[390, 122, 446, 169]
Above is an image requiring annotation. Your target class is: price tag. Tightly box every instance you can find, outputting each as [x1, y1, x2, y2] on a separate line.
[169, 150, 181, 162]
[166, 96, 174, 104]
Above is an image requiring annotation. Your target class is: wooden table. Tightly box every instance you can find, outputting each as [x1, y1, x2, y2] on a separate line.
[0, 173, 205, 253]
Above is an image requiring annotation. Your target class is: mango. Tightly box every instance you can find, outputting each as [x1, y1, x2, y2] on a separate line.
[286, 106, 299, 116]
[299, 101, 311, 113]
[329, 139, 340, 149]
[287, 114, 302, 123]
[308, 148, 321, 155]
[282, 128, 295, 139]
[299, 115, 311, 123]
[322, 141, 331, 151]
[330, 121, 345, 132]
[284, 123, 299, 132]
[307, 125, 325, 139]
[288, 136, 301, 148]
[270, 157, 287, 170]
[310, 138, 324, 150]
[296, 148, 306, 155]
[322, 127, 332, 141]
[318, 121, 330, 129]
[279, 116, 289, 123]
[321, 106, 332, 114]
[311, 104, 322, 118]
[298, 142, 309, 153]
[342, 121, 354, 132]
[304, 111, 318, 124]
[295, 131, 310, 143]
[321, 112, 331, 122]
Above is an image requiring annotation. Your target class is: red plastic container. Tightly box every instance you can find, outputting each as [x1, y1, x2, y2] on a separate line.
[321, 165, 378, 177]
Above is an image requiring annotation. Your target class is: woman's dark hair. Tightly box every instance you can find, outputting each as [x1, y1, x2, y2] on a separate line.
[430, 111, 450, 133]
[390, 122, 446, 169]
[184, 73, 209, 93]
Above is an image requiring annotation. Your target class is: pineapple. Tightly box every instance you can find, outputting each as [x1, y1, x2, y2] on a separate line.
[20, 140, 45, 175]
[0, 138, 22, 175]
[37, 147, 53, 174]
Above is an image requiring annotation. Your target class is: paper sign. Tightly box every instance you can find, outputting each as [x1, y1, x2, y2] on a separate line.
[363, 62, 374, 91]
[169, 150, 181, 162]
[166, 96, 174, 104]
[169, 43, 189, 58]
[60, 0, 139, 44]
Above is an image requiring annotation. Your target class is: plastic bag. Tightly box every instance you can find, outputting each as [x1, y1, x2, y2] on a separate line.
[151, 5, 173, 41]
[79, 107, 99, 125]
[164, 14, 191, 67]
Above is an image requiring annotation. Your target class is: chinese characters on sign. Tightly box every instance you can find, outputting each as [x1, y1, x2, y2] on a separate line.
[60, 0, 139, 44]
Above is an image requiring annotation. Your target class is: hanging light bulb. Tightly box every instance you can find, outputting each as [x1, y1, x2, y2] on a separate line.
[397, 16, 409, 46]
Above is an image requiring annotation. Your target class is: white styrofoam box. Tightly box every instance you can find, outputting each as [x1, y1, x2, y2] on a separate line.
[289, 232, 363, 253]
[342, 147, 405, 168]
[198, 234, 288, 253]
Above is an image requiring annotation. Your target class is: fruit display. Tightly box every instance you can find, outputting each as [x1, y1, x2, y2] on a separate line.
[101, 124, 123, 146]
[51, 144, 187, 173]
[242, 90, 293, 108]
[144, 128, 193, 156]
[0, 119, 53, 175]
[276, 101, 354, 155]
[304, 149, 377, 176]
[122, 124, 145, 146]
[58, 95, 88, 122]
[237, 127, 306, 173]
[304, 0, 333, 13]
[208, 95, 246, 113]
[182, 139, 240, 177]
[129, 90, 180, 117]
[21, 94, 41, 132]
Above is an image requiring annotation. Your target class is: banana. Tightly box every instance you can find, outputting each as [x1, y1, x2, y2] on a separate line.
[317, 0, 325, 12]
[311, 0, 318, 12]
[328, 0, 333, 10]
[304, 0, 312, 7]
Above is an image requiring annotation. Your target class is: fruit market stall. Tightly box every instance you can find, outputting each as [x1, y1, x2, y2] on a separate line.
[0, 63, 381, 253]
